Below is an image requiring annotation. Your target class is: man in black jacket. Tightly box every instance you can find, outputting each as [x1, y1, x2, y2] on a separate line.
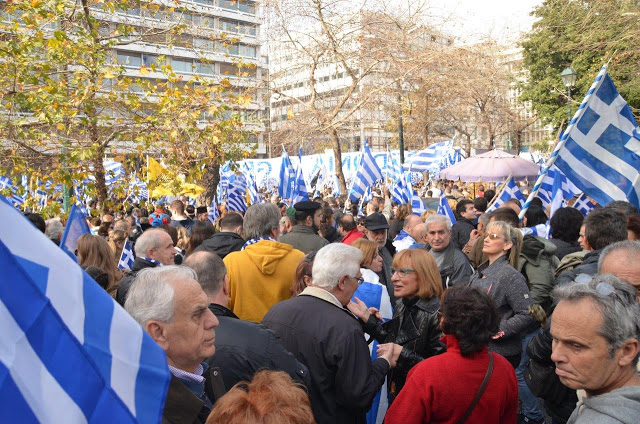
[262, 243, 397, 424]
[193, 212, 244, 259]
[183, 251, 311, 391]
[450, 199, 476, 249]
[116, 228, 176, 306]
[424, 214, 473, 289]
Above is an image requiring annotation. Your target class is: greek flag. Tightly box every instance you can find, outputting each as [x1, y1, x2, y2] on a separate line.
[128, 176, 149, 201]
[403, 139, 453, 173]
[118, 240, 135, 270]
[0, 176, 25, 206]
[555, 66, 640, 209]
[351, 275, 393, 424]
[226, 175, 247, 213]
[437, 195, 457, 224]
[536, 166, 578, 209]
[573, 193, 597, 216]
[349, 140, 383, 202]
[549, 171, 567, 218]
[522, 223, 550, 239]
[443, 148, 463, 169]
[411, 192, 426, 216]
[385, 148, 401, 181]
[392, 173, 411, 205]
[487, 176, 525, 213]
[357, 186, 372, 217]
[0, 196, 170, 423]
[60, 204, 91, 258]
[104, 160, 125, 186]
[218, 162, 232, 199]
[332, 175, 342, 197]
[278, 147, 296, 201]
[292, 147, 310, 204]
[244, 172, 260, 205]
[208, 196, 221, 224]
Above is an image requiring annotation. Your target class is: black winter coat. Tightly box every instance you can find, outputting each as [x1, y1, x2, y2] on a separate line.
[193, 231, 244, 259]
[451, 217, 475, 250]
[262, 291, 389, 424]
[363, 296, 445, 403]
[205, 304, 310, 391]
[526, 319, 578, 423]
[161, 367, 226, 424]
[549, 238, 581, 261]
[555, 249, 601, 286]
[115, 258, 157, 306]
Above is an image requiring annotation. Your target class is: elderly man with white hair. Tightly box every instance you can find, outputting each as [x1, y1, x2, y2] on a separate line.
[262, 243, 398, 424]
[125, 265, 224, 424]
[424, 214, 473, 289]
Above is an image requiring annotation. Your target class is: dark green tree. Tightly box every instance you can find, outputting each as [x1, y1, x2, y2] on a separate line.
[520, 0, 640, 130]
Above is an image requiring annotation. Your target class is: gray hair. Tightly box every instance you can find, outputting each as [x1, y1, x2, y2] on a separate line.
[45, 218, 64, 240]
[113, 219, 130, 233]
[478, 213, 491, 227]
[134, 228, 168, 257]
[553, 273, 640, 364]
[425, 214, 452, 231]
[183, 251, 227, 297]
[124, 265, 197, 326]
[243, 203, 281, 239]
[312, 244, 362, 290]
[598, 240, 640, 271]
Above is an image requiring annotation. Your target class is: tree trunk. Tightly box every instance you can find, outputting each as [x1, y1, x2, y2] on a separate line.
[515, 130, 523, 153]
[422, 95, 429, 148]
[92, 152, 108, 211]
[330, 127, 347, 194]
[465, 134, 472, 157]
[202, 163, 220, 206]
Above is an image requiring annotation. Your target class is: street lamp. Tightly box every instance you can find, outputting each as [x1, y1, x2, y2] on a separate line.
[561, 66, 577, 121]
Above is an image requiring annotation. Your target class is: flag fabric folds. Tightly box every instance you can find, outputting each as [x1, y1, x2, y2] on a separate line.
[278, 147, 296, 201]
[573, 193, 597, 216]
[402, 139, 453, 173]
[391, 173, 411, 205]
[549, 171, 567, 218]
[437, 195, 457, 224]
[411, 192, 426, 216]
[226, 175, 248, 213]
[0, 195, 170, 423]
[292, 148, 310, 205]
[208, 197, 221, 224]
[349, 140, 383, 202]
[487, 176, 525, 213]
[555, 66, 640, 209]
[0, 176, 25, 206]
[118, 240, 135, 271]
[536, 166, 578, 209]
[59, 204, 91, 258]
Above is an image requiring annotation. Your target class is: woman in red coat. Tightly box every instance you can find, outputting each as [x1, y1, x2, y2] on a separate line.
[385, 285, 518, 424]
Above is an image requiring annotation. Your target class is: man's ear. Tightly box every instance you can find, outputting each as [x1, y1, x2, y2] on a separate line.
[223, 275, 230, 296]
[145, 320, 169, 350]
[618, 338, 639, 367]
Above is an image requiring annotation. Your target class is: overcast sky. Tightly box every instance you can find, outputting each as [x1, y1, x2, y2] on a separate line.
[429, 0, 542, 45]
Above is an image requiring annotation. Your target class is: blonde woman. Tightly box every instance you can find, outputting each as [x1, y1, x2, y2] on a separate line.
[107, 230, 128, 262]
[468, 220, 535, 368]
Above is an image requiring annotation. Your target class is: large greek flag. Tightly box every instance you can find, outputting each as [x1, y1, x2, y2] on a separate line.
[555, 66, 640, 209]
[536, 166, 578, 209]
[402, 139, 453, 173]
[0, 195, 170, 423]
[278, 147, 296, 201]
[487, 176, 525, 213]
[292, 147, 310, 204]
[437, 195, 457, 224]
[349, 140, 383, 202]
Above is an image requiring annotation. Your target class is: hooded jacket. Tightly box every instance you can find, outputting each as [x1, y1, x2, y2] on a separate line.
[567, 385, 640, 424]
[223, 240, 305, 322]
[193, 231, 244, 259]
[518, 235, 558, 313]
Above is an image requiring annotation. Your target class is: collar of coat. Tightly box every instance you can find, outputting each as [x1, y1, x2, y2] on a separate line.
[299, 286, 344, 309]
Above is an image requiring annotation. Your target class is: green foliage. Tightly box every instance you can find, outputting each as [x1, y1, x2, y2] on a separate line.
[0, 0, 255, 213]
[520, 0, 640, 130]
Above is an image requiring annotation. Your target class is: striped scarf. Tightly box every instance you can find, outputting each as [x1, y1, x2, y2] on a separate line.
[242, 237, 276, 250]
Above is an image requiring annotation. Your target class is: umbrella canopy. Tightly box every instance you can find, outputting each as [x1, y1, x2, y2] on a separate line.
[439, 149, 540, 182]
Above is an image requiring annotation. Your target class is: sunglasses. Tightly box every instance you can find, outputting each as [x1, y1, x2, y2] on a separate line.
[487, 233, 504, 240]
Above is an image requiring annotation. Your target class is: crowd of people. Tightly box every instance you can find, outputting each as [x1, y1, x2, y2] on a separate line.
[24, 181, 640, 424]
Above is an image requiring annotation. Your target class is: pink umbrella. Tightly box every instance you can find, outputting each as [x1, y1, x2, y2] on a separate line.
[439, 149, 539, 182]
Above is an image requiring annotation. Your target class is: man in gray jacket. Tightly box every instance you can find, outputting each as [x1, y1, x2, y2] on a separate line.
[278, 200, 329, 254]
[551, 274, 640, 423]
[424, 214, 473, 289]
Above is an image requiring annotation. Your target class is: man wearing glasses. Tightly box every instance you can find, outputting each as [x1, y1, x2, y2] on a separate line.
[262, 243, 398, 424]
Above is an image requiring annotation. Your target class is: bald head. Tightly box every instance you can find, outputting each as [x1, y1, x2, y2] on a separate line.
[183, 251, 227, 298]
[404, 214, 422, 234]
[412, 223, 427, 244]
[599, 241, 640, 294]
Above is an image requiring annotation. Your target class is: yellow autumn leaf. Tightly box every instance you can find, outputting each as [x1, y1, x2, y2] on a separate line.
[103, 70, 115, 79]
[287, 105, 295, 119]
[56, 123, 65, 131]
[139, 65, 149, 75]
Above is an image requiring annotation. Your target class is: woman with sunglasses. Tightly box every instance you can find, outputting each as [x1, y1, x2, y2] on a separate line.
[348, 248, 445, 404]
[469, 221, 535, 369]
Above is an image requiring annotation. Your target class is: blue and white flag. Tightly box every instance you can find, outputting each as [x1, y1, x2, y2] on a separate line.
[573, 193, 597, 216]
[403, 139, 453, 173]
[549, 171, 567, 218]
[391, 173, 411, 205]
[522, 223, 550, 239]
[385, 148, 401, 181]
[555, 66, 640, 209]
[244, 172, 260, 205]
[536, 166, 579, 209]
[104, 160, 125, 186]
[0, 176, 25, 206]
[437, 195, 457, 224]
[0, 195, 170, 423]
[349, 140, 383, 202]
[208, 196, 221, 224]
[292, 147, 310, 204]
[278, 147, 296, 201]
[226, 175, 247, 213]
[118, 240, 135, 270]
[411, 192, 426, 216]
[59, 204, 91, 258]
[487, 176, 525, 213]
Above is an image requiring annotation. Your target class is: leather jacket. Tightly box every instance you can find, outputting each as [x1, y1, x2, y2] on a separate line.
[363, 296, 445, 403]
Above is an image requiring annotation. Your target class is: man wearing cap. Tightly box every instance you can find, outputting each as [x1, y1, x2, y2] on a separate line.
[363, 212, 396, 302]
[279, 201, 329, 254]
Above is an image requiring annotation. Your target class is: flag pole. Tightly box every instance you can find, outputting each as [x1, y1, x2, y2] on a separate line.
[486, 174, 512, 211]
[518, 65, 608, 220]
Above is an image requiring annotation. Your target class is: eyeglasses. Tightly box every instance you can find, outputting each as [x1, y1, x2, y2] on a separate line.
[353, 276, 365, 285]
[487, 233, 504, 240]
[574, 273, 617, 296]
[391, 268, 416, 277]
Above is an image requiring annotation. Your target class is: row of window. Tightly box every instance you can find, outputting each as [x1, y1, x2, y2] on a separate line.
[111, 0, 256, 17]
[116, 51, 258, 78]
[275, 72, 347, 92]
